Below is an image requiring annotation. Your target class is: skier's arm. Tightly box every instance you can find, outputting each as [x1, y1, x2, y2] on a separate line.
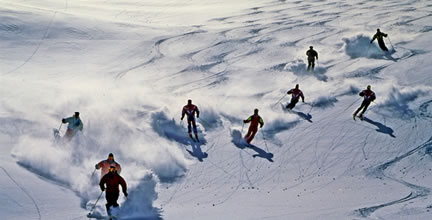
[287, 89, 293, 95]
[259, 117, 264, 128]
[359, 91, 365, 97]
[243, 116, 252, 123]
[99, 176, 106, 191]
[370, 34, 377, 43]
[300, 91, 305, 102]
[315, 52, 318, 60]
[62, 117, 72, 124]
[195, 106, 199, 118]
[383, 33, 387, 37]
[120, 177, 127, 196]
[116, 164, 122, 174]
[95, 161, 103, 169]
[181, 107, 186, 120]
[78, 120, 83, 131]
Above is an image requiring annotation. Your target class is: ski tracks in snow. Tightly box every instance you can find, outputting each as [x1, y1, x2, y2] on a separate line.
[0, 166, 42, 220]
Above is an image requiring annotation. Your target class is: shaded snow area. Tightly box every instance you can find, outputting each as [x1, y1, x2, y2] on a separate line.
[1, 0, 432, 219]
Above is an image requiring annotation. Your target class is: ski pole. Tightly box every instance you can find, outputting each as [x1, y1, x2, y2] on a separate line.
[387, 36, 395, 51]
[241, 122, 245, 133]
[273, 93, 287, 107]
[343, 97, 361, 112]
[58, 122, 63, 133]
[261, 129, 270, 152]
[90, 168, 96, 179]
[88, 191, 104, 215]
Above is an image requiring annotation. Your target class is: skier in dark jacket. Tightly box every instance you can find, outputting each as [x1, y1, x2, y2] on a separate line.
[306, 46, 318, 71]
[181, 99, 200, 141]
[243, 109, 264, 144]
[370, 29, 388, 52]
[286, 84, 305, 109]
[353, 85, 376, 120]
[99, 166, 128, 216]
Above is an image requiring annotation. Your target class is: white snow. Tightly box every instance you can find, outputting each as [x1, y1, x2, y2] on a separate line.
[1, 0, 432, 219]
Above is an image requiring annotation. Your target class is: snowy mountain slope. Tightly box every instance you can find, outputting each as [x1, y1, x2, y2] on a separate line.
[1, 0, 432, 219]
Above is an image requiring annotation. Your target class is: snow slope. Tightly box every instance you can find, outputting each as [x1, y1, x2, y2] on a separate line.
[1, 0, 432, 219]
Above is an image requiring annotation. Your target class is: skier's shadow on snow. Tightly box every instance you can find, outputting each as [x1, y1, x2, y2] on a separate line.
[231, 130, 274, 162]
[291, 110, 312, 123]
[363, 117, 396, 138]
[186, 142, 208, 162]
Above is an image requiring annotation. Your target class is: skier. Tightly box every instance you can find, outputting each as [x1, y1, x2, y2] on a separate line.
[353, 85, 376, 120]
[286, 84, 305, 110]
[243, 109, 264, 144]
[99, 166, 128, 217]
[61, 112, 83, 141]
[181, 99, 200, 141]
[370, 29, 388, 52]
[95, 153, 122, 178]
[306, 46, 318, 71]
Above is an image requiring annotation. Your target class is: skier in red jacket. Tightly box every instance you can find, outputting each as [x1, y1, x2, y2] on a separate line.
[243, 109, 264, 144]
[353, 85, 376, 120]
[99, 166, 128, 216]
[181, 99, 200, 141]
[286, 84, 305, 109]
[95, 153, 122, 178]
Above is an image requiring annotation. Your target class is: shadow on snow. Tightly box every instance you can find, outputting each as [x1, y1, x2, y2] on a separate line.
[231, 129, 274, 162]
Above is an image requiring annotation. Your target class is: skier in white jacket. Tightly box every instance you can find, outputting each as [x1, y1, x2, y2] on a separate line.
[62, 112, 83, 141]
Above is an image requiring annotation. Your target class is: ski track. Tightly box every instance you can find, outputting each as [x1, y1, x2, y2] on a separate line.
[0, 166, 42, 220]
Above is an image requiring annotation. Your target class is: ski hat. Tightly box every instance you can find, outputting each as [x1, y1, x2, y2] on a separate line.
[367, 85, 371, 90]
[309, 46, 313, 49]
[74, 112, 79, 117]
[377, 28, 380, 32]
[295, 84, 299, 89]
[108, 153, 114, 158]
[254, 108, 259, 114]
[188, 99, 192, 105]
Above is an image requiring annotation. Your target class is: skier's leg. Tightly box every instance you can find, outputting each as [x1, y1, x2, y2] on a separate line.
[247, 128, 258, 144]
[378, 40, 388, 51]
[307, 60, 311, 71]
[359, 101, 371, 116]
[187, 120, 192, 134]
[354, 100, 366, 116]
[289, 99, 299, 109]
[311, 61, 315, 71]
[244, 126, 253, 141]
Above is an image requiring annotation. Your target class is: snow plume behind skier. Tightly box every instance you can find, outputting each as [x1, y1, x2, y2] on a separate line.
[243, 109, 264, 144]
[181, 99, 200, 141]
[61, 112, 83, 141]
[353, 85, 376, 120]
[96, 153, 122, 178]
[286, 84, 305, 110]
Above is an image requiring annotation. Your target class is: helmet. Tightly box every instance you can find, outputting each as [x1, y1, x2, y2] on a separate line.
[74, 112, 80, 117]
[108, 153, 114, 159]
[187, 99, 192, 105]
[377, 28, 380, 32]
[295, 84, 299, 89]
[367, 85, 371, 90]
[254, 108, 259, 114]
[309, 46, 313, 49]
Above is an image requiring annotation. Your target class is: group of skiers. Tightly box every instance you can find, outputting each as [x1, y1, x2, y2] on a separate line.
[58, 29, 386, 217]
[95, 153, 127, 218]
[306, 28, 390, 72]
